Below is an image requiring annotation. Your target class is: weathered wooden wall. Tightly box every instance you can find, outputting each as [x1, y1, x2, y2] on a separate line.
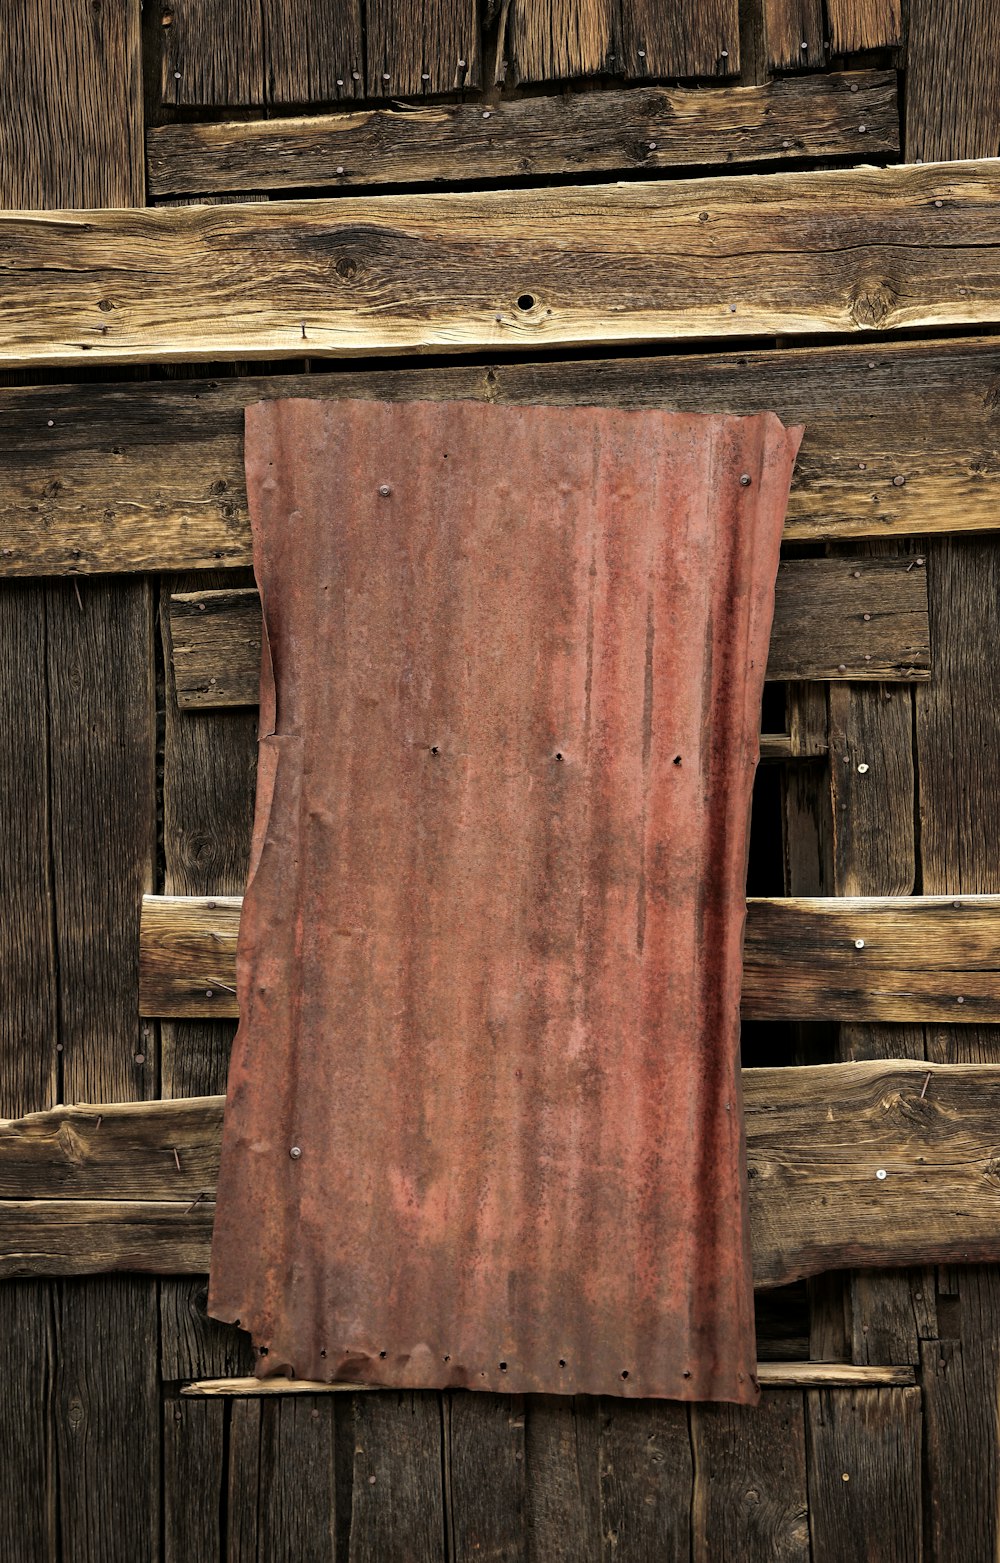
[1, 1, 999, 1558]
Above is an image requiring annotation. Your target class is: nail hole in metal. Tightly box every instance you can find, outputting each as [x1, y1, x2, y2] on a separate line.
[673, 755, 682, 766]
[621, 1370, 629, 1380]
[430, 745, 440, 756]
[499, 1361, 508, 1372]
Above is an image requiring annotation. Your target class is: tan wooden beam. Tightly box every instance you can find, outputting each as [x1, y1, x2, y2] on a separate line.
[139, 893, 1000, 1024]
[2, 162, 1000, 369]
[1, 1061, 999, 1286]
[146, 73, 898, 199]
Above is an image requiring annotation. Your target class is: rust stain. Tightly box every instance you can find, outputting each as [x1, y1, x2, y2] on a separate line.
[208, 398, 803, 1402]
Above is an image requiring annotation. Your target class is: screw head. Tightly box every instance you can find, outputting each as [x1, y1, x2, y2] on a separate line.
[876, 1168, 887, 1180]
[379, 484, 392, 497]
[857, 762, 870, 773]
[739, 473, 752, 486]
[290, 1145, 302, 1159]
[854, 939, 865, 949]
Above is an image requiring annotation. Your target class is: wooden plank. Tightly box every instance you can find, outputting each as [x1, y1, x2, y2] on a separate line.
[692, 1392, 809, 1562]
[826, 0, 901, 53]
[365, 0, 479, 97]
[905, 0, 1000, 163]
[523, 1398, 601, 1562]
[0, 1282, 56, 1559]
[915, 535, 1000, 1561]
[183, 1364, 915, 1395]
[445, 1394, 526, 1561]
[138, 892, 1000, 1024]
[146, 72, 899, 198]
[227, 1394, 340, 1559]
[617, 0, 740, 78]
[164, 1397, 226, 1563]
[4, 1059, 1000, 1287]
[1, 340, 993, 580]
[166, 558, 930, 712]
[597, 1401, 692, 1561]
[6, 161, 1000, 370]
[509, 0, 617, 83]
[806, 1387, 922, 1563]
[163, 0, 364, 107]
[348, 1393, 445, 1562]
[763, 0, 824, 68]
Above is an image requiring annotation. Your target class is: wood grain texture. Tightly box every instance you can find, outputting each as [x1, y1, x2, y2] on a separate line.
[227, 1394, 339, 1560]
[906, 0, 1000, 162]
[164, 1397, 226, 1563]
[0, 1282, 56, 1560]
[915, 536, 1000, 1561]
[692, 1392, 809, 1562]
[5, 162, 1000, 371]
[806, 1388, 922, 1563]
[167, 558, 929, 712]
[826, 0, 901, 52]
[5, 1059, 1000, 1288]
[348, 1393, 444, 1562]
[139, 892, 1000, 1024]
[509, 0, 617, 83]
[182, 1364, 916, 1394]
[597, 1400, 692, 1560]
[1, 341, 994, 580]
[146, 72, 898, 198]
[445, 1394, 526, 1561]
[0, 0, 143, 208]
[163, 0, 364, 106]
[618, 0, 740, 78]
[366, 0, 479, 97]
[763, 0, 824, 68]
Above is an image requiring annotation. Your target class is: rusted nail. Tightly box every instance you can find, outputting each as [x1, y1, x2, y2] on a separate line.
[301, 321, 307, 340]
[184, 1191, 208, 1215]
[95, 1114, 102, 1130]
[73, 579, 83, 611]
[173, 1147, 181, 1171]
[919, 1072, 931, 1100]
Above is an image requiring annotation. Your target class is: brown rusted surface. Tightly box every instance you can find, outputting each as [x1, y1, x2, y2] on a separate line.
[208, 398, 802, 1402]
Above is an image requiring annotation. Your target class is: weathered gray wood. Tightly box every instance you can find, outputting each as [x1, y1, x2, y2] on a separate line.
[146, 73, 898, 198]
[365, 0, 479, 97]
[167, 558, 930, 710]
[162, 0, 363, 107]
[597, 1400, 692, 1562]
[445, 1394, 526, 1562]
[348, 1393, 445, 1562]
[2, 345, 999, 578]
[906, 0, 1000, 162]
[806, 1387, 923, 1563]
[692, 1393, 809, 1562]
[4, 163, 1000, 371]
[139, 892, 1000, 1024]
[164, 1397, 226, 1563]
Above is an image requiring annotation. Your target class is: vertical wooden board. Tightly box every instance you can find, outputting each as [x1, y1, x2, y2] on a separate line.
[921, 1270, 1000, 1563]
[164, 0, 363, 105]
[348, 1392, 446, 1562]
[826, 0, 901, 53]
[164, 1396, 226, 1563]
[691, 1392, 809, 1562]
[0, 0, 142, 207]
[227, 1397, 263, 1560]
[0, 582, 57, 1119]
[915, 535, 1000, 1560]
[806, 1388, 922, 1563]
[598, 1400, 692, 1562]
[524, 1398, 602, 1561]
[619, 0, 739, 78]
[54, 1278, 160, 1563]
[227, 1393, 339, 1559]
[762, 0, 824, 68]
[905, 0, 1000, 162]
[0, 1280, 55, 1561]
[446, 1394, 527, 1561]
[48, 576, 156, 1106]
[366, 0, 479, 96]
[509, 0, 617, 83]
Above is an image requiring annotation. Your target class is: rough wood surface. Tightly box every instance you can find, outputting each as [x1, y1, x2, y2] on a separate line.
[509, 0, 617, 82]
[806, 1388, 922, 1563]
[5, 1060, 1000, 1288]
[445, 1393, 526, 1561]
[366, 0, 479, 97]
[826, 0, 901, 52]
[692, 1392, 809, 1561]
[763, 0, 824, 68]
[139, 892, 1000, 1024]
[915, 536, 1000, 1562]
[597, 1400, 692, 1560]
[227, 1394, 339, 1559]
[162, 0, 364, 107]
[163, 1397, 226, 1563]
[348, 1393, 444, 1562]
[167, 558, 929, 712]
[906, 0, 1000, 162]
[3, 340, 997, 579]
[6, 162, 1000, 370]
[617, 0, 740, 79]
[146, 72, 898, 198]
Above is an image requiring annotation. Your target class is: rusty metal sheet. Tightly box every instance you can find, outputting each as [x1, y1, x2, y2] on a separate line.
[208, 398, 803, 1402]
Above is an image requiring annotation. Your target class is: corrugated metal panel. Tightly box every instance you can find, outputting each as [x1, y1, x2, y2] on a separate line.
[208, 398, 802, 1402]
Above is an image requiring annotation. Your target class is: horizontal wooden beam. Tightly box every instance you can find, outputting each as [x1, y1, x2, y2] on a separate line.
[139, 893, 1000, 1024]
[3, 336, 999, 578]
[146, 72, 899, 198]
[178, 1363, 915, 1395]
[3, 1061, 999, 1287]
[1, 161, 999, 370]
[167, 558, 930, 710]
